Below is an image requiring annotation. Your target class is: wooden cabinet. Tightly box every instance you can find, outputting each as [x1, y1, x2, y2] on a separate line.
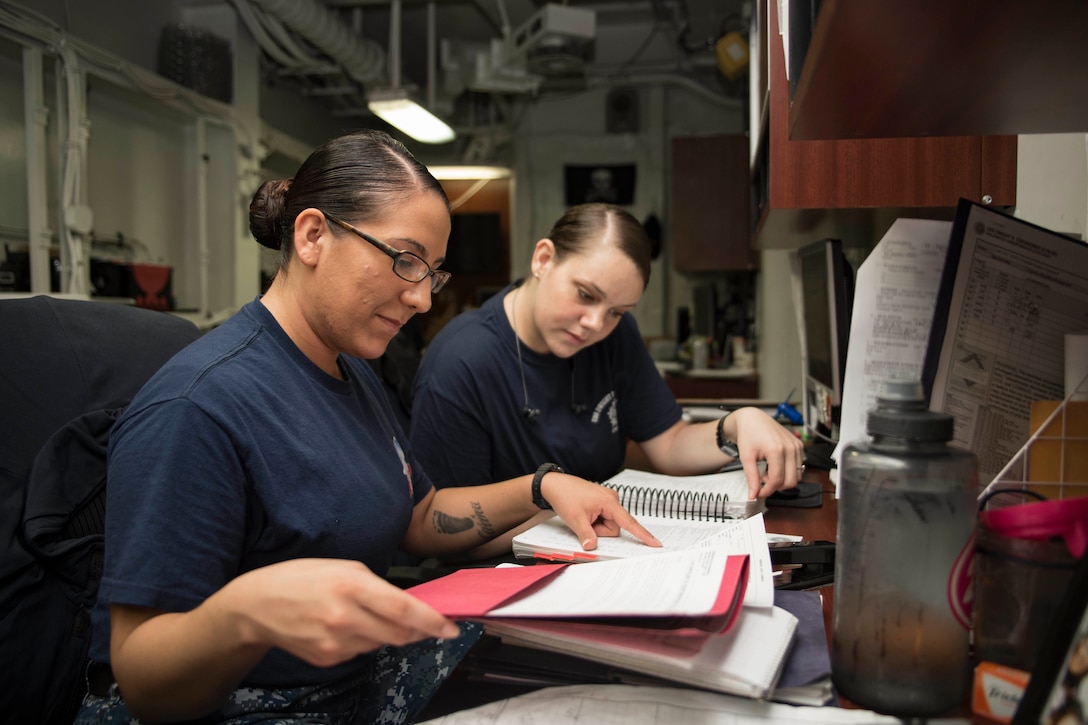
[671, 135, 758, 272]
[752, 0, 1017, 250]
[664, 371, 759, 400]
[787, 0, 1088, 140]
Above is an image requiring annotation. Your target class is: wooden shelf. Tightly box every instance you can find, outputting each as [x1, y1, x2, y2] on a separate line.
[664, 371, 759, 400]
[752, 0, 1017, 250]
[788, 0, 1088, 140]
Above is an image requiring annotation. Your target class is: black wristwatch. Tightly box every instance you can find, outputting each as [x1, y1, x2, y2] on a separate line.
[532, 463, 563, 510]
[716, 414, 739, 458]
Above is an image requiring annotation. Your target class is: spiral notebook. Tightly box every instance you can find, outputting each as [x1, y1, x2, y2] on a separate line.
[600, 466, 766, 521]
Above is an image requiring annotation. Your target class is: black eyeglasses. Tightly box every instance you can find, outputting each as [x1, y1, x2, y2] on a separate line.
[322, 211, 451, 294]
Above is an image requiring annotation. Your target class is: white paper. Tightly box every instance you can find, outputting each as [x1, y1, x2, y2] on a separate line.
[603, 467, 750, 500]
[490, 546, 735, 619]
[695, 515, 775, 608]
[777, 0, 790, 81]
[483, 605, 799, 701]
[514, 515, 737, 559]
[513, 515, 775, 609]
[418, 683, 931, 725]
[834, 219, 953, 466]
[928, 205, 1088, 484]
[1067, 332, 1088, 400]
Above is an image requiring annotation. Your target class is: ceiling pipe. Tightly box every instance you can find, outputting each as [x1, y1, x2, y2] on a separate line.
[427, 2, 437, 109]
[245, 0, 385, 84]
[587, 72, 742, 107]
[389, 0, 401, 88]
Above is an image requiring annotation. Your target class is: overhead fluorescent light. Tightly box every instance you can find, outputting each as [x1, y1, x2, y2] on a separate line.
[428, 165, 511, 180]
[367, 89, 455, 145]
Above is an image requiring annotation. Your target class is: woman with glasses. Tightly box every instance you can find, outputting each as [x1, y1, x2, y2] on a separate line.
[410, 203, 804, 557]
[76, 131, 658, 725]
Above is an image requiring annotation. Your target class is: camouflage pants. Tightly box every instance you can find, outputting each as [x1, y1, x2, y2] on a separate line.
[73, 621, 482, 725]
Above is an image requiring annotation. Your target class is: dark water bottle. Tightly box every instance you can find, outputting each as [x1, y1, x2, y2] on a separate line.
[832, 380, 978, 718]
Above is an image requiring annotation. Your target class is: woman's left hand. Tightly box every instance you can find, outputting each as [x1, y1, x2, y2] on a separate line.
[724, 407, 806, 499]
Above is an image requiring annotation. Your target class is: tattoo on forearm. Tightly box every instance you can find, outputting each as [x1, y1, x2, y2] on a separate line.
[472, 501, 495, 540]
[433, 510, 473, 534]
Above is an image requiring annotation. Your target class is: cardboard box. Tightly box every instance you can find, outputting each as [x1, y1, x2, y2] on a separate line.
[972, 660, 1031, 723]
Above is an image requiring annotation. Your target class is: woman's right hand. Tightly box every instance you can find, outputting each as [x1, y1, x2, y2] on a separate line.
[109, 558, 460, 722]
[224, 558, 461, 667]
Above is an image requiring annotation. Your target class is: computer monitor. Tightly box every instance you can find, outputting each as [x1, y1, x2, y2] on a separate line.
[795, 238, 854, 443]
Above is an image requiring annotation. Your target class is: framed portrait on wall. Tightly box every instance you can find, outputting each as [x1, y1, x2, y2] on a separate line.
[1013, 550, 1088, 724]
[564, 164, 636, 205]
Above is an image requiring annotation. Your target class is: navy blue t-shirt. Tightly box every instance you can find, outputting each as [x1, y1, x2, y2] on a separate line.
[410, 284, 681, 487]
[91, 299, 433, 687]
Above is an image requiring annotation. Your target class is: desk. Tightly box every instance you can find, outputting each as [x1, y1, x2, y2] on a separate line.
[773, 470, 1003, 725]
[421, 473, 995, 724]
[763, 470, 837, 671]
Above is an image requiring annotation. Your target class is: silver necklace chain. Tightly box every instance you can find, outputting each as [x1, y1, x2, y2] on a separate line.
[511, 285, 532, 412]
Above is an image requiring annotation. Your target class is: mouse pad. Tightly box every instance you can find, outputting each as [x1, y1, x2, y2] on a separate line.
[766, 480, 823, 508]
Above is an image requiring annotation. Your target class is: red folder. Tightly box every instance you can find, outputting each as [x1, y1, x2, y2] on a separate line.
[407, 552, 750, 634]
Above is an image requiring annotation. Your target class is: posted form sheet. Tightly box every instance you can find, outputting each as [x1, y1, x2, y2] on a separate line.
[925, 202, 1088, 485]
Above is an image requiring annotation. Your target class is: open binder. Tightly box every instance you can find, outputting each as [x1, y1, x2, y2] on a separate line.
[407, 546, 750, 634]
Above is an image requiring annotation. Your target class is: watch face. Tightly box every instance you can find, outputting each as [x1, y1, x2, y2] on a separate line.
[716, 416, 738, 458]
[533, 464, 559, 510]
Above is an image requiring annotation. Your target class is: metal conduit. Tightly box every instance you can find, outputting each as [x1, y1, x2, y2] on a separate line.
[245, 0, 386, 84]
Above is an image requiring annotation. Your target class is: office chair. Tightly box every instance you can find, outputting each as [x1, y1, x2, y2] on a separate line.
[0, 295, 201, 724]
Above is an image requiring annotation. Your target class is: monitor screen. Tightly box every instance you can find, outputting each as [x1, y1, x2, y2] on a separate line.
[796, 239, 854, 441]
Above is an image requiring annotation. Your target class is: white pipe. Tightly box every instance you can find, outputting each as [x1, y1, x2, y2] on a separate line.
[587, 72, 742, 108]
[495, 0, 511, 37]
[229, 0, 313, 69]
[196, 117, 210, 318]
[390, 0, 401, 89]
[23, 46, 51, 293]
[246, 0, 385, 84]
[427, 2, 436, 108]
[58, 41, 90, 296]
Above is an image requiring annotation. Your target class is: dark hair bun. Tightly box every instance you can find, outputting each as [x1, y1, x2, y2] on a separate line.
[249, 179, 292, 250]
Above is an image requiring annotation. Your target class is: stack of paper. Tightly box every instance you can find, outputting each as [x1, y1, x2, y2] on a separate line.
[512, 512, 777, 609]
[482, 601, 798, 701]
[407, 545, 751, 634]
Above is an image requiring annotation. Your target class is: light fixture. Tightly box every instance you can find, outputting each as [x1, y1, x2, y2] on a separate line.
[367, 89, 455, 144]
[428, 165, 511, 180]
[368, 0, 455, 145]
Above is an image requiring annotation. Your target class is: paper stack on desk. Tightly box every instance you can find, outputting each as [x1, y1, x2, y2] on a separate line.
[407, 546, 750, 634]
[447, 589, 829, 706]
[480, 600, 798, 701]
[408, 520, 819, 704]
[513, 512, 777, 609]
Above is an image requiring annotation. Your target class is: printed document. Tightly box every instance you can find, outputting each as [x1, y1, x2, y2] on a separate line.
[834, 218, 953, 465]
[924, 201, 1088, 484]
[513, 513, 775, 608]
[418, 683, 954, 725]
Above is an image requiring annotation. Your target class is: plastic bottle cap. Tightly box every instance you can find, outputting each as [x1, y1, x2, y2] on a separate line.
[867, 379, 954, 441]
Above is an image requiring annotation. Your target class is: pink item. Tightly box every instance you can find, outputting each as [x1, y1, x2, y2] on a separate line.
[980, 495, 1088, 558]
